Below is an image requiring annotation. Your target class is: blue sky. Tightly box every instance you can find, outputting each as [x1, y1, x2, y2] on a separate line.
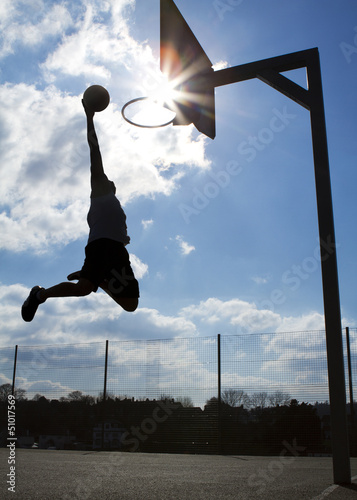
[0, 0, 356, 402]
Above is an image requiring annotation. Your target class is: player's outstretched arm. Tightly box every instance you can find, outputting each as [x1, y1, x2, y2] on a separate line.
[83, 100, 104, 177]
[83, 100, 112, 197]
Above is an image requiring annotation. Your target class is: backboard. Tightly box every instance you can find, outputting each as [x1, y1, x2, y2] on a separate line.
[160, 0, 216, 139]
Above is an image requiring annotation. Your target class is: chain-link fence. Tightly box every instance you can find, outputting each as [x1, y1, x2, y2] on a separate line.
[1, 329, 356, 455]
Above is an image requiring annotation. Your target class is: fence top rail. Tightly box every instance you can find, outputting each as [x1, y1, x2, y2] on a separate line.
[0, 328, 355, 350]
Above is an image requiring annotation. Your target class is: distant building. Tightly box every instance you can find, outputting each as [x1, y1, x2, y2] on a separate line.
[17, 436, 35, 448]
[39, 434, 75, 450]
[93, 420, 127, 450]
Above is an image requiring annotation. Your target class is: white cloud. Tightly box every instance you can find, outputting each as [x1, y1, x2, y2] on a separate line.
[275, 312, 325, 333]
[141, 219, 153, 230]
[0, 1, 76, 61]
[16, 378, 74, 400]
[212, 60, 229, 71]
[181, 297, 254, 322]
[38, 0, 150, 84]
[0, 283, 198, 347]
[134, 308, 198, 339]
[41, 7, 112, 81]
[181, 297, 326, 334]
[174, 235, 195, 256]
[0, 0, 16, 28]
[251, 274, 271, 285]
[129, 253, 148, 280]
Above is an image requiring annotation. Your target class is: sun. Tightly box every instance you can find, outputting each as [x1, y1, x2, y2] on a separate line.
[122, 73, 180, 128]
[124, 62, 213, 130]
[148, 74, 179, 109]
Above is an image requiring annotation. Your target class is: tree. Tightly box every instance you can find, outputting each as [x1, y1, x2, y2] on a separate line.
[159, 394, 174, 402]
[0, 384, 26, 401]
[96, 391, 115, 403]
[250, 392, 269, 409]
[61, 391, 95, 404]
[205, 396, 219, 409]
[268, 391, 291, 407]
[32, 394, 44, 401]
[221, 389, 250, 408]
[176, 396, 194, 408]
[68, 391, 86, 401]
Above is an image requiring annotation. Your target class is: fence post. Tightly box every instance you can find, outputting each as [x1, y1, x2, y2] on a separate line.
[11, 345, 18, 396]
[217, 334, 221, 453]
[101, 340, 109, 450]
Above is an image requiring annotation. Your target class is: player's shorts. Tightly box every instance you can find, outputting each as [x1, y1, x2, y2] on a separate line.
[80, 238, 140, 298]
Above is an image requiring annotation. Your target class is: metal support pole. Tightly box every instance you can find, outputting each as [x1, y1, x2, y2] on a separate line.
[213, 48, 351, 484]
[173, 43, 350, 480]
[346, 326, 356, 456]
[307, 51, 350, 484]
[217, 334, 221, 404]
[11, 345, 18, 396]
[101, 340, 109, 450]
[346, 327, 355, 419]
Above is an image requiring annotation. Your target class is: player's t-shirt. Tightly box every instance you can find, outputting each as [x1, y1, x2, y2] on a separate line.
[87, 192, 130, 246]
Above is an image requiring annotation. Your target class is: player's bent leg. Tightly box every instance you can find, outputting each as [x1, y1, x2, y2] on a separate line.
[115, 297, 138, 312]
[99, 280, 139, 312]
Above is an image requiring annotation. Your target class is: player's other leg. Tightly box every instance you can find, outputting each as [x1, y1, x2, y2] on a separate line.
[21, 279, 95, 322]
[21, 286, 44, 322]
[39, 279, 95, 300]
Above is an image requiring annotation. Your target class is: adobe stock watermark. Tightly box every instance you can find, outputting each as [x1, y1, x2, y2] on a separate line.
[178, 106, 296, 224]
[7, 394, 16, 494]
[179, 160, 242, 224]
[340, 25, 357, 63]
[237, 107, 297, 162]
[261, 235, 339, 312]
[240, 234, 339, 333]
[212, 0, 244, 22]
[247, 438, 306, 495]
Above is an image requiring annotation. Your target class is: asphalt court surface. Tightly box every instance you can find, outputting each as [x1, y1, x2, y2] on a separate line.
[1, 449, 357, 499]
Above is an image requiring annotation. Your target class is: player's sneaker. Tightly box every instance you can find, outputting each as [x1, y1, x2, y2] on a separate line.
[21, 286, 44, 322]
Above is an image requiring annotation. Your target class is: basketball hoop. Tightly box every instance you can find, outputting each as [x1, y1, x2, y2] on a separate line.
[121, 97, 176, 129]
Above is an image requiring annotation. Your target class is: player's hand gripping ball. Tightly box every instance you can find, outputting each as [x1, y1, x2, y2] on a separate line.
[83, 85, 110, 112]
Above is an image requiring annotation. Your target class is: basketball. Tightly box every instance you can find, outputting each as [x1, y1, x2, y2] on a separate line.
[83, 85, 110, 112]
